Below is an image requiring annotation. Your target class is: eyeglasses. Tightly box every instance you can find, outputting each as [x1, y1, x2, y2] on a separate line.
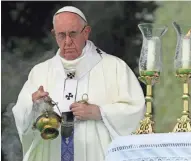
[54, 25, 87, 41]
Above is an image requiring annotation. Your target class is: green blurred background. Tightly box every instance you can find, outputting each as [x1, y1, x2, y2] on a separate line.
[1, 1, 191, 161]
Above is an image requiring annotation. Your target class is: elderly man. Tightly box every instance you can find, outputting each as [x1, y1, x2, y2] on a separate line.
[12, 6, 145, 161]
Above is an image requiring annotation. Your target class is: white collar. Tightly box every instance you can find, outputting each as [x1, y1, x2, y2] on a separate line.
[54, 40, 102, 80]
[59, 42, 88, 70]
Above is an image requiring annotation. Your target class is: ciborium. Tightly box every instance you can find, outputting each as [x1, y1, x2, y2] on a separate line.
[32, 96, 62, 140]
[172, 21, 191, 132]
[135, 23, 168, 134]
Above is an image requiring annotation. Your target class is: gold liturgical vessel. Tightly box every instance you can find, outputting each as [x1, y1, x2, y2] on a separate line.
[172, 22, 191, 132]
[32, 94, 89, 140]
[32, 96, 62, 140]
[135, 23, 168, 134]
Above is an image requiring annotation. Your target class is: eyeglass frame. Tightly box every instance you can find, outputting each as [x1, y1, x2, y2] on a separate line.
[52, 25, 88, 41]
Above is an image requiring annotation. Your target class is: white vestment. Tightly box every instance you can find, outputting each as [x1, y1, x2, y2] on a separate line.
[12, 40, 145, 161]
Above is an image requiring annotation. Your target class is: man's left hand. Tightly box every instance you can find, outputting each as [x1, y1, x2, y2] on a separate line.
[70, 102, 102, 121]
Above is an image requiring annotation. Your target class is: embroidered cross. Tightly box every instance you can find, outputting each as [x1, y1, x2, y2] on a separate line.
[67, 72, 75, 79]
[65, 93, 73, 100]
[96, 48, 102, 54]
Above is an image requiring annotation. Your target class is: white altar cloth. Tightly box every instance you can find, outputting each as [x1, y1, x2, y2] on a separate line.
[105, 132, 191, 161]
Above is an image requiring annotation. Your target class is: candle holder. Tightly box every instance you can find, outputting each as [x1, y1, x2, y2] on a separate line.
[135, 23, 168, 134]
[172, 21, 191, 132]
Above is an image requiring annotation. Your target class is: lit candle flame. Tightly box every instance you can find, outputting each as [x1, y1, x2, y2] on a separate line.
[186, 29, 191, 37]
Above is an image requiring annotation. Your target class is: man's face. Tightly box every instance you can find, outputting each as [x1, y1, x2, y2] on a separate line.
[53, 12, 91, 60]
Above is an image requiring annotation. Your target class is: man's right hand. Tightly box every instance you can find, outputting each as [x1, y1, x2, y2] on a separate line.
[32, 86, 49, 102]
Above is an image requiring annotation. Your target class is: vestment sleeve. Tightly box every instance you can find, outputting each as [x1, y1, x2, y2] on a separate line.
[100, 60, 145, 139]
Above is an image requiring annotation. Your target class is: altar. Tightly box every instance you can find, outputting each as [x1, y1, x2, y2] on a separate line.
[105, 132, 191, 161]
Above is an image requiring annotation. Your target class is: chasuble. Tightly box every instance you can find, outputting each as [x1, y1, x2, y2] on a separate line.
[12, 40, 145, 161]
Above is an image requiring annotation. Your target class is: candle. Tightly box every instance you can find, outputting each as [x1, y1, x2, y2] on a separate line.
[147, 37, 161, 71]
[181, 34, 191, 69]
